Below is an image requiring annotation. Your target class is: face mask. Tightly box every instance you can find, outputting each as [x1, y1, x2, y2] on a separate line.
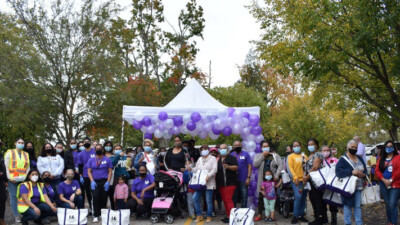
[174, 142, 182, 147]
[160, 152, 166, 156]
[265, 175, 272, 180]
[144, 146, 152, 152]
[66, 175, 74, 181]
[31, 175, 39, 182]
[70, 144, 77, 150]
[96, 149, 103, 155]
[114, 150, 122, 155]
[308, 146, 316, 152]
[286, 151, 292, 156]
[201, 150, 209, 156]
[46, 149, 53, 154]
[43, 177, 52, 183]
[322, 152, 330, 158]
[56, 149, 63, 153]
[293, 147, 301, 153]
[16, 144, 24, 150]
[348, 148, 357, 155]
[386, 147, 395, 154]
[84, 143, 91, 149]
[139, 173, 146, 177]
[234, 147, 242, 152]
[26, 148, 34, 153]
[220, 149, 227, 156]
[79, 146, 85, 151]
[262, 147, 270, 152]
[105, 146, 113, 152]
[183, 147, 188, 150]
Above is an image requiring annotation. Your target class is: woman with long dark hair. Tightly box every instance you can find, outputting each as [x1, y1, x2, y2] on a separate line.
[375, 140, 400, 225]
[37, 143, 64, 193]
[24, 142, 37, 170]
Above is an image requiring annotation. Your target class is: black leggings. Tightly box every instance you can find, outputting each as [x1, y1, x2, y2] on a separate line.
[92, 179, 108, 217]
[309, 182, 327, 220]
[0, 184, 6, 219]
[127, 198, 153, 216]
[84, 177, 93, 211]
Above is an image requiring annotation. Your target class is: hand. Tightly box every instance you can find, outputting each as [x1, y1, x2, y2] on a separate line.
[263, 151, 270, 157]
[245, 177, 250, 186]
[352, 170, 358, 176]
[70, 194, 75, 202]
[91, 181, 97, 190]
[180, 168, 186, 172]
[9, 179, 16, 184]
[51, 206, 57, 213]
[303, 175, 308, 182]
[120, 151, 124, 156]
[33, 207, 41, 216]
[356, 171, 365, 178]
[294, 178, 300, 186]
[382, 179, 391, 188]
[141, 190, 145, 199]
[137, 199, 144, 205]
[70, 202, 75, 209]
[139, 156, 144, 162]
[124, 199, 127, 203]
[223, 164, 228, 169]
[104, 181, 110, 191]
[80, 177, 84, 185]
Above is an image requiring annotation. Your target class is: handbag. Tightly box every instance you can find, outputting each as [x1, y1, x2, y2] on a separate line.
[361, 176, 380, 205]
[57, 208, 88, 225]
[143, 153, 156, 175]
[322, 189, 343, 208]
[326, 156, 358, 198]
[309, 159, 336, 190]
[101, 209, 130, 225]
[188, 169, 209, 191]
[229, 208, 255, 225]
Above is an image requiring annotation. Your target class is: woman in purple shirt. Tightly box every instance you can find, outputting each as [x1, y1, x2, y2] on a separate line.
[126, 165, 156, 218]
[87, 144, 112, 223]
[41, 171, 56, 204]
[58, 169, 84, 209]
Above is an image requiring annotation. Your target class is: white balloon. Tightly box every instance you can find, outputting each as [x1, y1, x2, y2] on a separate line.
[242, 141, 248, 149]
[189, 130, 198, 136]
[203, 123, 212, 132]
[249, 152, 256, 161]
[226, 117, 234, 127]
[181, 126, 189, 134]
[232, 123, 241, 135]
[247, 134, 256, 142]
[214, 118, 224, 130]
[165, 119, 174, 129]
[241, 127, 251, 137]
[233, 110, 243, 121]
[134, 111, 144, 121]
[196, 122, 204, 131]
[147, 125, 155, 134]
[209, 132, 219, 140]
[154, 129, 162, 138]
[163, 131, 172, 139]
[218, 108, 228, 118]
[140, 126, 147, 133]
[183, 114, 191, 123]
[240, 118, 249, 127]
[247, 141, 256, 151]
[255, 134, 264, 143]
[198, 131, 208, 139]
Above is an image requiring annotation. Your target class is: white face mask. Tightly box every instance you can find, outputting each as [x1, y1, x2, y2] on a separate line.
[201, 150, 209, 156]
[31, 175, 39, 182]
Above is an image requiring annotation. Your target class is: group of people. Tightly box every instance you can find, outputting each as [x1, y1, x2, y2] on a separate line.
[0, 135, 398, 225]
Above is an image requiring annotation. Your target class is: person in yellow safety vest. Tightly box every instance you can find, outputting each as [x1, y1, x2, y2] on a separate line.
[4, 138, 30, 223]
[17, 169, 57, 225]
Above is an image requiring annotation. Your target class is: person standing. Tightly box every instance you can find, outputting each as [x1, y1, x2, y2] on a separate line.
[230, 140, 252, 208]
[164, 136, 188, 172]
[37, 143, 64, 193]
[135, 139, 157, 175]
[4, 138, 30, 223]
[109, 143, 129, 210]
[62, 139, 77, 172]
[336, 140, 367, 225]
[113, 175, 129, 210]
[188, 139, 200, 164]
[375, 140, 400, 225]
[354, 136, 366, 163]
[24, 142, 37, 170]
[0, 156, 7, 225]
[77, 137, 96, 214]
[157, 147, 167, 171]
[87, 144, 112, 223]
[321, 146, 338, 225]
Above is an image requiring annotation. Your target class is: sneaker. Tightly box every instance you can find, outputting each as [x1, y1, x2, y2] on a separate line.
[34, 219, 44, 225]
[299, 216, 309, 222]
[291, 217, 299, 224]
[222, 217, 229, 223]
[16, 216, 21, 223]
[308, 219, 322, 225]
[268, 218, 276, 222]
[42, 217, 50, 224]
[195, 216, 203, 223]
[212, 212, 216, 217]
[206, 217, 212, 223]
[93, 217, 99, 223]
[190, 215, 196, 220]
[254, 215, 262, 221]
[264, 218, 270, 222]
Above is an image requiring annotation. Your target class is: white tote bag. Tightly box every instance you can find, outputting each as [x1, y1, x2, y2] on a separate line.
[322, 189, 343, 208]
[309, 160, 336, 190]
[326, 156, 358, 198]
[101, 209, 130, 225]
[57, 208, 88, 225]
[229, 208, 255, 225]
[361, 177, 380, 205]
[143, 153, 156, 175]
[188, 169, 209, 191]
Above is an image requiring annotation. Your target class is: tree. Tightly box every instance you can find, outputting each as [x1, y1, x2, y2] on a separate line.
[250, 0, 400, 140]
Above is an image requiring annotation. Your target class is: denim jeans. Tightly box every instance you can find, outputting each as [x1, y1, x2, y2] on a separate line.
[187, 192, 204, 217]
[291, 181, 308, 218]
[8, 181, 20, 217]
[233, 181, 248, 208]
[57, 195, 84, 209]
[380, 183, 400, 224]
[193, 190, 214, 217]
[21, 202, 56, 222]
[343, 190, 362, 225]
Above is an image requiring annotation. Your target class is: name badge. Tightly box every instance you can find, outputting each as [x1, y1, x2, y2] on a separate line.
[240, 156, 245, 160]
[101, 161, 107, 164]
[90, 154, 95, 158]
[388, 165, 393, 172]
[145, 180, 149, 185]
[72, 186, 76, 191]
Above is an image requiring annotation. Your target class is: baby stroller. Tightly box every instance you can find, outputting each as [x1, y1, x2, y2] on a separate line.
[278, 183, 295, 218]
[150, 170, 187, 224]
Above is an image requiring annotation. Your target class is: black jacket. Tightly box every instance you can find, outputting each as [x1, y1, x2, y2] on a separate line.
[62, 150, 76, 171]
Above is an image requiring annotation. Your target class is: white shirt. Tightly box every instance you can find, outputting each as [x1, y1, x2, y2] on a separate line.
[37, 155, 64, 177]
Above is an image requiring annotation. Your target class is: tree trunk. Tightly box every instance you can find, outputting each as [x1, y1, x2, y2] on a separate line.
[389, 122, 399, 141]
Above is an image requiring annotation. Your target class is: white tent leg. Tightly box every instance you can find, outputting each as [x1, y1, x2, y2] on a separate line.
[121, 118, 125, 146]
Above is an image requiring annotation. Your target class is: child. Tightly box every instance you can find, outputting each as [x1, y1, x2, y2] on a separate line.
[261, 170, 278, 222]
[114, 175, 129, 209]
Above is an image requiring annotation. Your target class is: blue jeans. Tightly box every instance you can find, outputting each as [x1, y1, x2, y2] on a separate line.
[57, 195, 84, 209]
[233, 181, 248, 208]
[21, 202, 56, 222]
[291, 181, 308, 218]
[343, 190, 362, 225]
[193, 190, 214, 217]
[8, 181, 20, 217]
[380, 183, 400, 224]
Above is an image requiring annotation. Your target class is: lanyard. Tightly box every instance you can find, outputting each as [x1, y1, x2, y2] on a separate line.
[234, 152, 241, 161]
[96, 157, 103, 168]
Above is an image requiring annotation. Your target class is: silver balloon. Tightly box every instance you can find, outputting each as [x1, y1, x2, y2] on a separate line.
[165, 119, 174, 129]
[232, 123, 241, 135]
[154, 129, 162, 138]
[147, 125, 155, 134]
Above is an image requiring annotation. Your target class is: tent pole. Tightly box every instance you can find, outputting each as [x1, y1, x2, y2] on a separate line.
[121, 118, 125, 146]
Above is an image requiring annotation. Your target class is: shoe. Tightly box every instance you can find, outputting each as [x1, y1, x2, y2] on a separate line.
[291, 217, 299, 224]
[299, 216, 309, 222]
[190, 215, 196, 220]
[254, 215, 262, 221]
[0, 219, 5, 225]
[268, 218, 276, 222]
[212, 211, 216, 217]
[93, 217, 99, 223]
[222, 217, 229, 223]
[42, 217, 50, 224]
[195, 216, 203, 223]
[206, 217, 212, 223]
[16, 216, 22, 223]
[308, 219, 322, 225]
[264, 218, 270, 222]
[22, 221, 29, 225]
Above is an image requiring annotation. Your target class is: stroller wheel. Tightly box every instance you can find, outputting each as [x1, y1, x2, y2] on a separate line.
[150, 214, 159, 224]
[164, 214, 174, 224]
[282, 202, 290, 218]
[180, 210, 187, 219]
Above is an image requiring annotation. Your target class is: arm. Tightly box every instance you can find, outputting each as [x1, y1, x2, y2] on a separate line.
[107, 167, 112, 182]
[4, 151, 11, 181]
[391, 156, 400, 181]
[59, 193, 72, 204]
[112, 154, 121, 166]
[36, 157, 46, 176]
[21, 193, 39, 210]
[88, 168, 94, 182]
[335, 158, 353, 178]
[43, 194, 57, 212]
[141, 182, 156, 194]
[253, 153, 264, 168]
[207, 157, 218, 178]
[274, 154, 283, 178]
[288, 155, 298, 181]
[134, 153, 142, 169]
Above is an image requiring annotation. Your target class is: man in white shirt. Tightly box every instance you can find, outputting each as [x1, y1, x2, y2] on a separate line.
[354, 136, 366, 162]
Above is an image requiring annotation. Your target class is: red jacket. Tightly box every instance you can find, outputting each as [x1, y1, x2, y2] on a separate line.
[375, 155, 400, 188]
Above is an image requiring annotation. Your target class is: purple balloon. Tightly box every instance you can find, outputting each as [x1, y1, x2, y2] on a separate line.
[173, 116, 183, 126]
[212, 125, 221, 135]
[255, 145, 262, 153]
[158, 123, 166, 131]
[222, 126, 232, 136]
[227, 107, 235, 117]
[170, 126, 180, 135]
[191, 112, 201, 122]
[132, 120, 142, 130]
[141, 116, 152, 126]
[253, 197, 258, 207]
[187, 121, 196, 131]
[158, 111, 168, 121]
[251, 126, 262, 135]
[144, 133, 153, 139]
[243, 112, 250, 119]
[248, 114, 260, 126]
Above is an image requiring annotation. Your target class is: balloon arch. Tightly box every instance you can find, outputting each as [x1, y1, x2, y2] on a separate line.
[122, 80, 263, 209]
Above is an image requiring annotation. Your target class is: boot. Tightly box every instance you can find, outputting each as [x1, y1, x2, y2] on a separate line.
[0, 219, 5, 225]
[308, 219, 323, 225]
[331, 212, 337, 225]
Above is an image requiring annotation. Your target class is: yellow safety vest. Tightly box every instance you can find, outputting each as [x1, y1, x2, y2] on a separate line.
[7, 149, 29, 179]
[16, 181, 46, 214]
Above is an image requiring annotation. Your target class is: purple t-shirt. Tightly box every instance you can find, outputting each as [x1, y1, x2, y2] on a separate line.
[59, 180, 80, 200]
[19, 183, 47, 204]
[230, 151, 252, 182]
[44, 184, 55, 200]
[262, 181, 277, 200]
[131, 174, 155, 199]
[86, 156, 112, 180]
[78, 149, 96, 178]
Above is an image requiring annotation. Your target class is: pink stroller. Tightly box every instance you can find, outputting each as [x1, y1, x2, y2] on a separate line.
[150, 170, 187, 224]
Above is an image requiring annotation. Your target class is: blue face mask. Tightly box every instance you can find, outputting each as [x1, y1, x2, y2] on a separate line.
[105, 146, 113, 152]
[308, 146, 316, 152]
[16, 144, 24, 150]
[114, 150, 122, 155]
[56, 148, 63, 153]
[183, 147, 188, 150]
[144, 146, 152, 152]
[262, 147, 270, 152]
[293, 147, 301, 153]
[79, 146, 85, 151]
[386, 147, 395, 154]
[220, 149, 227, 156]
[265, 175, 273, 180]
[70, 144, 77, 150]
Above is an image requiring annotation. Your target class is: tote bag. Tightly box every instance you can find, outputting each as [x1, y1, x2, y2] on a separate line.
[229, 208, 255, 225]
[326, 156, 358, 198]
[322, 189, 343, 208]
[309, 159, 336, 190]
[101, 209, 130, 225]
[361, 176, 380, 205]
[188, 169, 208, 191]
[57, 208, 88, 225]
